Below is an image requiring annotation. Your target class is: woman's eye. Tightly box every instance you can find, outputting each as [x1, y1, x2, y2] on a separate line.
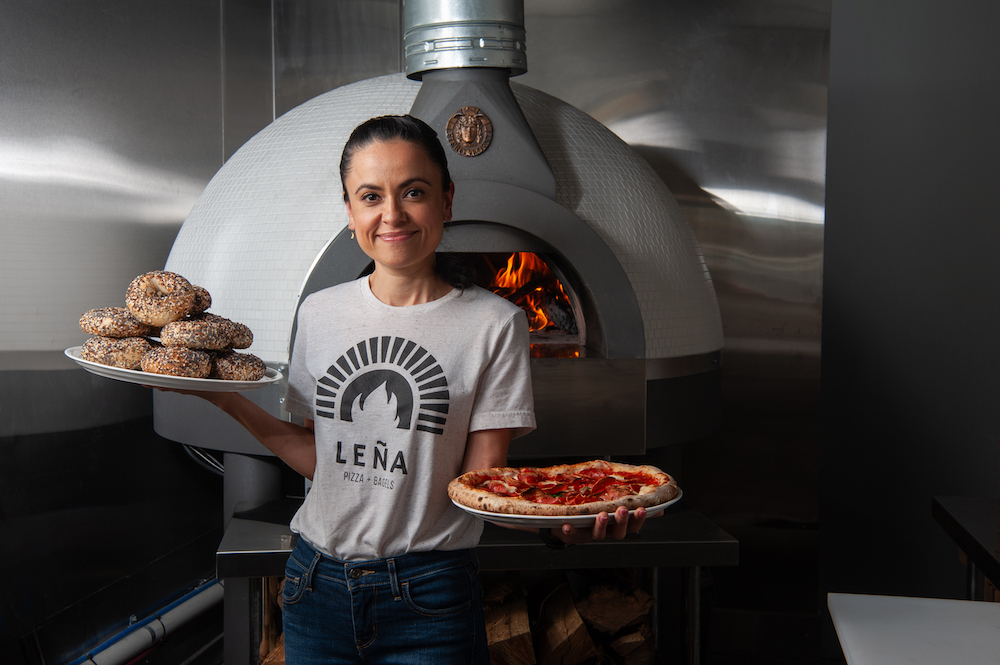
[404, 188, 423, 198]
[360, 192, 379, 202]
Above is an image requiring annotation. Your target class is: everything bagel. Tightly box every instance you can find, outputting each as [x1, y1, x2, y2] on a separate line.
[80, 307, 153, 338]
[126, 271, 196, 327]
[140, 346, 211, 378]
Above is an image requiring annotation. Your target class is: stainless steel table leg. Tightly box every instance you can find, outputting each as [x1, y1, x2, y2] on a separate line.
[685, 565, 701, 665]
[224, 577, 263, 665]
[967, 561, 985, 601]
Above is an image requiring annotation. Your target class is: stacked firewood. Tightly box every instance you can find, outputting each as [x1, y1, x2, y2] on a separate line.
[260, 577, 285, 665]
[483, 570, 658, 665]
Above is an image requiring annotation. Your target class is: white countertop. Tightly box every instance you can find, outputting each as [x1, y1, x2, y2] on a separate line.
[828, 593, 1000, 665]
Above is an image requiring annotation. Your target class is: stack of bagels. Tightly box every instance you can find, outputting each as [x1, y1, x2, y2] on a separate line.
[79, 270, 266, 381]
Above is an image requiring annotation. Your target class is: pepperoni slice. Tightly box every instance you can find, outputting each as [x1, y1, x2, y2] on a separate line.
[589, 476, 618, 495]
[481, 480, 518, 496]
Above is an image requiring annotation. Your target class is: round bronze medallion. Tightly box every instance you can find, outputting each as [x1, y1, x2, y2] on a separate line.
[446, 106, 493, 157]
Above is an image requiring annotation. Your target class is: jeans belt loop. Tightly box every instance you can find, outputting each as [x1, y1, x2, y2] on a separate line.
[304, 548, 321, 592]
[387, 558, 402, 600]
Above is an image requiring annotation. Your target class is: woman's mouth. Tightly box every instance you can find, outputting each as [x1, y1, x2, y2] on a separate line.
[377, 230, 417, 243]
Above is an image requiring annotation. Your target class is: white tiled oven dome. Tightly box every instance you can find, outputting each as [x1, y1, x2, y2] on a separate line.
[166, 73, 722, 364]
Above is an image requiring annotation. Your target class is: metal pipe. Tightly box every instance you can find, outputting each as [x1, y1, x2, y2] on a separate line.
[68, 579, 224, 665]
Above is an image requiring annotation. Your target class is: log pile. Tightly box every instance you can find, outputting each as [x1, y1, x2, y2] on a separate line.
[260, 576, 285, 665]
[482, 570, 660, 665]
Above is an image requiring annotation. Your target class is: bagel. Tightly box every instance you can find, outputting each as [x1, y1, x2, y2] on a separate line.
[195, 313, 253, 349]
[79, 307, 153, 338]
[140, 347, 211, 378]
[211, 350, 267, 381]
[125, 271, 196, 327]
[160, 319, 231, 350]
[228, 321, 253, 350]
[81, 336, 153, 370]
[190, 285, 212, 314]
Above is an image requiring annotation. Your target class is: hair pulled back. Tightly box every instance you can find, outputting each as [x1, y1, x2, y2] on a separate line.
[340, 114, 452, 202]
[340, 115, 473, 289]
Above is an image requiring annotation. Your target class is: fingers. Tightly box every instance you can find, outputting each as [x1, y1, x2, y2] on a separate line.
[591, 506, 645, 541]
[554, 506, 650, 546]
[628, 506, 648, 533]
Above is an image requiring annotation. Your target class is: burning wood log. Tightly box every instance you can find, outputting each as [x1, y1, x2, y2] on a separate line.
[534, 582, 598, 665]
[483, 572, 536, 665]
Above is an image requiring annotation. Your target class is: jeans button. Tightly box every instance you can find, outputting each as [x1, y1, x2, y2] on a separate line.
[349, 569, 362, 579]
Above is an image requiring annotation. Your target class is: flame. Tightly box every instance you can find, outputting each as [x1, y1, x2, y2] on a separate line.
[491, 253, 573, 333]
[351, 381, 400, 431]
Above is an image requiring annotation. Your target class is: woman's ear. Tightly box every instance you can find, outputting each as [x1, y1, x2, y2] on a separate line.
[344, 192, 354, 228]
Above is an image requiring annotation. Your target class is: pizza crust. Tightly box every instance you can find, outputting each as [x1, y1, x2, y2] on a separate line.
[448, 460, 680, 517]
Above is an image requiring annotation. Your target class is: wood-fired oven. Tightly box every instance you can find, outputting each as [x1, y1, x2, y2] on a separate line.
[154, 0, 723, 494]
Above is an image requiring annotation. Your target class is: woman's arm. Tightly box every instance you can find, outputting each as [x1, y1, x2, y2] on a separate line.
[188, 391, 318, 480]
[460, 428, 512, 473]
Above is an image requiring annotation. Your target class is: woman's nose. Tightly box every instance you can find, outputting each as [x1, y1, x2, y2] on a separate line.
[383, 197, 406, 224]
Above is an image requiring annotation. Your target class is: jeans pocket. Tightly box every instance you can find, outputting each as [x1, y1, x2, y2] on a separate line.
[401, 565, 474, 617]
[283, 559, 309, 606]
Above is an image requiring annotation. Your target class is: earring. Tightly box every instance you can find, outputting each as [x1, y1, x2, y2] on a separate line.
[350, 231, 355, 240]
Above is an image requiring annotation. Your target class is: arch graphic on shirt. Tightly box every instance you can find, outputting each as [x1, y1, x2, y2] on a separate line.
[314, 336, 450, 435]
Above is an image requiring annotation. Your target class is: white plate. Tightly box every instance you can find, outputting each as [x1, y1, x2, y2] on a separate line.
[65, 346, 282, 392]
[451, 490, 682, 528]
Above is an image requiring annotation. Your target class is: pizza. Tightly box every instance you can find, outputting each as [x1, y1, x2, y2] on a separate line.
[448, 460, 680, 517]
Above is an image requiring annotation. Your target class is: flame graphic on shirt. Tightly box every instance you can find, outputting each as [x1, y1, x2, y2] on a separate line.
[350, 381, 400, 431]
[314, 336, 450, 435]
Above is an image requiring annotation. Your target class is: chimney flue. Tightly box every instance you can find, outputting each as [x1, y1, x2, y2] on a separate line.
[403, 0, 527, 79]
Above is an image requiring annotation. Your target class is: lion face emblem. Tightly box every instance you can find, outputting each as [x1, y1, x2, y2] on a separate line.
[446, 106, 493, 157]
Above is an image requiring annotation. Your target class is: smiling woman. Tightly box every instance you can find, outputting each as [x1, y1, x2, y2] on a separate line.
[339, 116, 457, 306]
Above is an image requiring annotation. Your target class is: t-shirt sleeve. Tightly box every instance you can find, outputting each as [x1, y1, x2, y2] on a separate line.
[468, 308, 536, 439]
[283, 304, 315, 419]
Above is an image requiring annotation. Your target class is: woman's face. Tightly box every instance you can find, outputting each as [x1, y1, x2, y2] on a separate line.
[344, 138, 454, 279]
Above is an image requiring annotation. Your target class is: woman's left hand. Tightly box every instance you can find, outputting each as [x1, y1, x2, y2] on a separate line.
[550, 505, 654, 545]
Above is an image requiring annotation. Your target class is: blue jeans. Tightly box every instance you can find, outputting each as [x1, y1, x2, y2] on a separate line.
[282, 539, 490, 665]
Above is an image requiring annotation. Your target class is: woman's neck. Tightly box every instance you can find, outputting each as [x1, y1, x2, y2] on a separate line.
[367, 267, 452, 307]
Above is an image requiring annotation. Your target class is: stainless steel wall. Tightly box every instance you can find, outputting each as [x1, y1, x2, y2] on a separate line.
[0, 2, 221, 358]
[2, 3, 239, 662]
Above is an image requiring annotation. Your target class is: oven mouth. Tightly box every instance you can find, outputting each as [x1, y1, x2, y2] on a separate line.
[360, 251, 585, 359]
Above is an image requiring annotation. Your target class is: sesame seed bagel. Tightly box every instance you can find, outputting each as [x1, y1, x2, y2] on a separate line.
[125, 271, 196, 327]
[211, 350, 267, 381]
[228, 321, 253, 350]
[81, 336, 153, 370]
[194, 313, 254, 350]
[79, 307, 153, 338]
[190, 285, 212, 314]
[140, 347, 211, 378]
[160, 319, 231, 350]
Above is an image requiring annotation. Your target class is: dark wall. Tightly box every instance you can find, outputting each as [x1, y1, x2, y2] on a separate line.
[0, 375, 223, 665]
[822, 0, 1000, 610]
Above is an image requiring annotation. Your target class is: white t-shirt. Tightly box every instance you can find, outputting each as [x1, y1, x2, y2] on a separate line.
[284, 277, 536, 560]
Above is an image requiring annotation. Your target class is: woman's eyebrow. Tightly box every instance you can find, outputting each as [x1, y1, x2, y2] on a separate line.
[353, 183, 383, 195]
[354, 177, 431, 195]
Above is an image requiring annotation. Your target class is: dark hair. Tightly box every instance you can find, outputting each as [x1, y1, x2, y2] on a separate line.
[340, 114, 452, 201]
[341, 115, 473, 289]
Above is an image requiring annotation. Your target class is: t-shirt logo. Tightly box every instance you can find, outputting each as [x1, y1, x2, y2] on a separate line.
[314, 336, 450, 436]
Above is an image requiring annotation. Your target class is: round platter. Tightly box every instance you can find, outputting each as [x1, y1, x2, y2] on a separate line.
[451, 490, 682, 528]
[65, 346, 282, 392]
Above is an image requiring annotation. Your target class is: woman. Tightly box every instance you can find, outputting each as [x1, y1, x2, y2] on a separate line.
[190, 115, 648, 663]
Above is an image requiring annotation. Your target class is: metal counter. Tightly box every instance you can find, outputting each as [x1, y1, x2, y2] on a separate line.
[217, 499, 737, 665]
